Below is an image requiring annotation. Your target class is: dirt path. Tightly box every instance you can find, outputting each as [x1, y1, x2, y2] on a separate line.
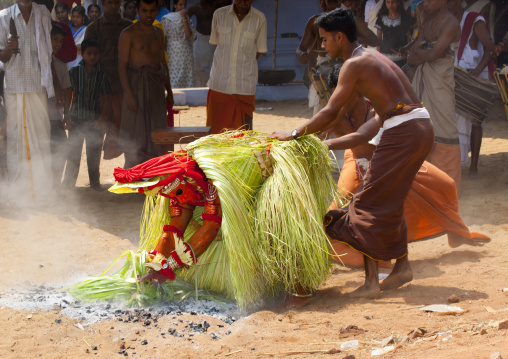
[0, 100, 507, 359]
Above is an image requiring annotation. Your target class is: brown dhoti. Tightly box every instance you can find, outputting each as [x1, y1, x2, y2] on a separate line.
[325, 114, 434, 261]
[119, 64, 167, 166]
[206, 89, 255, 134]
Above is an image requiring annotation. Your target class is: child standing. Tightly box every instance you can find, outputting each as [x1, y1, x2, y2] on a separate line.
[49, 24, 72, 188]
[62, 38, 111, 191]
[375, 0, 414, 67]
[55, 2, 70, 25]
[67, 6, 88, 69]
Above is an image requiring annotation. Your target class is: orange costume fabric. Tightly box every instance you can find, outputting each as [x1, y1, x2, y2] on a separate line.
[330, 150, 489, 266]
[206, 89, 255, 134]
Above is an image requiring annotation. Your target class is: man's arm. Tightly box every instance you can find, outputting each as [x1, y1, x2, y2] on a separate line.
[118, 28, 137, 112]
[356, 18, 381, 47]
[0, 19, 18, 65]
[324, 115, 381, 150]
[407, 20, 460, 65]
[271, 60, 358, 141]
[469, 19, 494, 77]
[295, 16, 317, 64]
[159, 27, 173, 105]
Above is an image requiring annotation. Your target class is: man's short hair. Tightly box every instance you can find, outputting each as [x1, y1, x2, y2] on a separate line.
[51, 24, 66, 37]
[136, 0, 157, 8]
[315, 8, 357, 43]
[81, 38, 100, 53]
[33, 0, 54, 13]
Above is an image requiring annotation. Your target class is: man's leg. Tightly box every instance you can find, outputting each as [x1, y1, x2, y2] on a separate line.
[380, 255, 413, 291]
[469, 123, 482, 178]
[84, 124, 103, 189]
[349, 256, 380, 298]
[62, 124, 85, 188]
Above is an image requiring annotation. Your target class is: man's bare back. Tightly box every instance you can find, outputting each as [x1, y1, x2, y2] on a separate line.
[123, 22, 165, 67]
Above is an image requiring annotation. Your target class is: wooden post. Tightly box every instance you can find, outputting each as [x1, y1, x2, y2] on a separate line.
[272, 0, 279, 70]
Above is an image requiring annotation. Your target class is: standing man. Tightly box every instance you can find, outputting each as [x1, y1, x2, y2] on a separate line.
[84, 0, 131, 160]
[118, 0, 173, 168]
[0, 0, 55, 204]
[206, 0, 267, 134]
[448, 0, 494, 178]
[404, 0, 461, 191]
[187, 0, 230, 87]
[272, 9, 434, 299]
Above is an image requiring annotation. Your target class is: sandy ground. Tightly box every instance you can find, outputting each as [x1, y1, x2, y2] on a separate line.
[0, 99, 508, 359]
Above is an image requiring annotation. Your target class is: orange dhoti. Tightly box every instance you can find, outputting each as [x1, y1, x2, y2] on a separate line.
[329, 150, 489, 267]
[206, 89, 255, 134]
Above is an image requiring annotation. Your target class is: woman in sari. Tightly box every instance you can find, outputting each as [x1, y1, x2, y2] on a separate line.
[161, 0, 196, 88]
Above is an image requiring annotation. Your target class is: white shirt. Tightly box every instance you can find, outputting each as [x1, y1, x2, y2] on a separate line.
[0, 4, 51, 94]
[208, 5, 267, 95]
[364, 0, 376, 23]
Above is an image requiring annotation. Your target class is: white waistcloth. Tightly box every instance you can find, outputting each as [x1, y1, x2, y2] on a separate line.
[368, 107, 430, 146]
[208, 5, 267, 95]
[383, 107, 430, 130]
[5, 92, 54, 204]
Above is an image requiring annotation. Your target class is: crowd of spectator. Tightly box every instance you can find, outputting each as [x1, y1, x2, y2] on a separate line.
[0, 0, 507, 206]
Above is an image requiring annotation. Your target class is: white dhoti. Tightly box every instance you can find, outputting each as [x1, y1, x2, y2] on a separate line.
[193, 32, 216, 87]
[4, 92, 54, 204]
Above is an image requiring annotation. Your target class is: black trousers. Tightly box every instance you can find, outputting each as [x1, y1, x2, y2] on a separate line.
[62, 122, 103, 188]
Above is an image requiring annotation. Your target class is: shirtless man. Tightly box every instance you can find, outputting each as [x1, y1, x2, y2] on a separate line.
[272, 8, 434, 298]
[118, 0, 173, 168]
[404, 0, 462, 191]
[187, 0, 230, 86]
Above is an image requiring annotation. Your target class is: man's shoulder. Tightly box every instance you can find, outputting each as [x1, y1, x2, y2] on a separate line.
[0, 4, 15, 19]
[250, 7, 266, 21]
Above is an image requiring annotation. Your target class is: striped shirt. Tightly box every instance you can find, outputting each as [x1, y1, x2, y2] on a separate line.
[208, 5, 267, 95]
[0, 4, 51, 94]
[69, 61, 112, 122]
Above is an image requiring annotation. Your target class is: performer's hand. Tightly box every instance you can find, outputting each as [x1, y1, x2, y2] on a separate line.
[138, 271, 169, 287]
[270, 131, 293, 141]
[180, 9, 187, 19]
[6, 36, 18, 52]
[126, 92, 138, 112]
[398, 44, 410, 56]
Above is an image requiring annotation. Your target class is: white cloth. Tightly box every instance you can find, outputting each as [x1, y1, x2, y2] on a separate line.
[368, 0, 384, 35]
[208, 5, 267, 95]
[161, 12, 196, 88]
[0, 4, 54, 96]
[5, 92, 54, 204]
[463, 0, 495, 41]
[67, 25, 87, 70]
[455, 12, 488, 80]
[454, 11, 489, 164]
[383, 107, 430, 130]
[364, 0, 376, 23]
[193, 32, 215, 87]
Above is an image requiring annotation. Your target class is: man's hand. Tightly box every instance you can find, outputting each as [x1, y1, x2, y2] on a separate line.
[125, 91, 138, 112]
[270, 131, 293, 141]
[138, 270, 169, 287]
[166, 92, 174, 105]
[180, 9, 187, 19]
[63, 115, 73, 130]
[6, 36, 18, 52]
[468, 67, 482, 77]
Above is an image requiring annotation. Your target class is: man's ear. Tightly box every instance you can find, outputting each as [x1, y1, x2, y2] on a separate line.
[335, 32, 342, 43]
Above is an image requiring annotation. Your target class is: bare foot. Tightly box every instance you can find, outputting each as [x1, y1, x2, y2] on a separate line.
[469, 168, 479, 179]
[283, 294, 313, 309]
[380, 257, 413, 291]
[448, 232, 486, 248]
[348, 283, 380, 299]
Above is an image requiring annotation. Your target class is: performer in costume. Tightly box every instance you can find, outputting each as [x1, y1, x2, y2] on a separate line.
[70, 131, 340, 309]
